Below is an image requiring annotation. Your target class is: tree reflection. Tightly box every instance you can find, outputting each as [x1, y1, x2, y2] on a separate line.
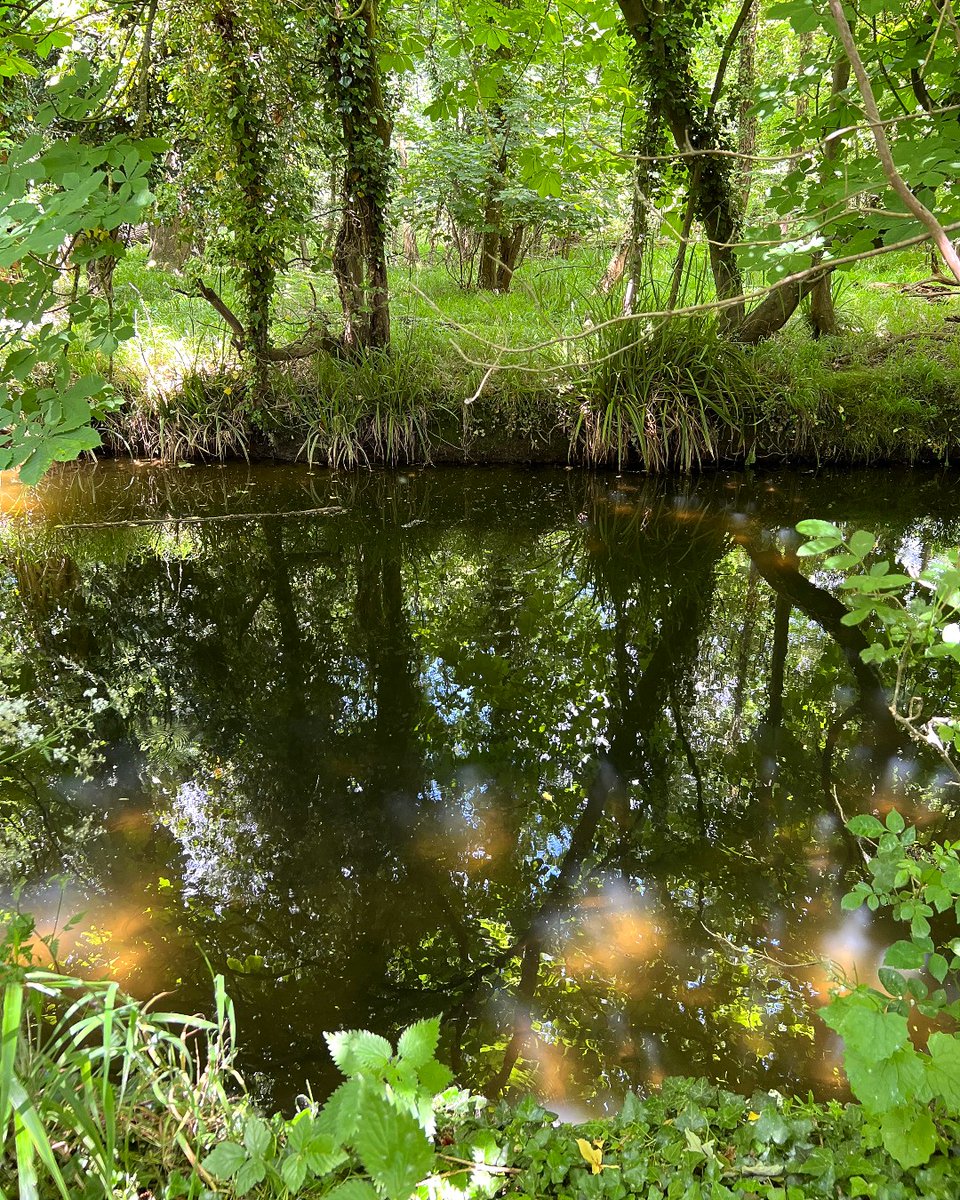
[1, 465, 958, 1110]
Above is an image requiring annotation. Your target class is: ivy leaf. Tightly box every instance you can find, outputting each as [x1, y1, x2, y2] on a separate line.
[576, 1137, 604, 1174]
[353, 1090, 434, 1200]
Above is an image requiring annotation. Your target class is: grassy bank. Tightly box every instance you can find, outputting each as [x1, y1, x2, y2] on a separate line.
[74, 243, 960, 470]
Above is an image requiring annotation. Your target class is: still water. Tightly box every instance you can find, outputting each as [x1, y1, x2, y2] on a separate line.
[1, 463, 959, 1115]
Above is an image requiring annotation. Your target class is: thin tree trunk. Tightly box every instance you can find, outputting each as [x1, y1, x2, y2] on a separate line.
[809, 45, 853, 336]
[735, 1, 758, 209]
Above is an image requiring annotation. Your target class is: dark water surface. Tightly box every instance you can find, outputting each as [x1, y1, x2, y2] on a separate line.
[2, 462, 960, 1115]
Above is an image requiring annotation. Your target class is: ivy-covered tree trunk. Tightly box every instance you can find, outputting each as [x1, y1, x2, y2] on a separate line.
[616, 0, 745, 332]
[326, 0, 393, 351]
[208, 2, 279, 372]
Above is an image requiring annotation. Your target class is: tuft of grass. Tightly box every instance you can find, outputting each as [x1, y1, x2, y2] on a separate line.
[576, 302, 759, 471]
[0, 911, 241, 1199]
[101, 370, 250, 463]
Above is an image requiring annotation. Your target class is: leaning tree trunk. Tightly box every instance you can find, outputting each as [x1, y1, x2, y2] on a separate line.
[328, 0, 393, 351]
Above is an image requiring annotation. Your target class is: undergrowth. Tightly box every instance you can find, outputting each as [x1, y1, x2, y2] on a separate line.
[68, 244, 960, 470]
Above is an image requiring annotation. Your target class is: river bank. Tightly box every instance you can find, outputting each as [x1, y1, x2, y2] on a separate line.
[83, 247, 960, 472]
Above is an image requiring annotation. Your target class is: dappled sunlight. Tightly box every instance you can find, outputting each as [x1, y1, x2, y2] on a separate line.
[561, 883, 663, 982]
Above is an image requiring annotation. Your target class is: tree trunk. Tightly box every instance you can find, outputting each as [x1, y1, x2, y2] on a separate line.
[598, 238, 632, 294]
[735, 0, 758, 210]
[495, 222, 525, 291]
[329, 0, 393, 351]
[809, 47, 853, 337]
[149, 212, 191, 271]
[616, 0, 746, 332]
[478, 138, 508, 291]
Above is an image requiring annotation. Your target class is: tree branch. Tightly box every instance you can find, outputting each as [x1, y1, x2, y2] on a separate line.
[827, 0, 960, 283]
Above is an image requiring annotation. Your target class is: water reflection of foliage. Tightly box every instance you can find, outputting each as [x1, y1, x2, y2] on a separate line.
[1, 465, 959, 1108]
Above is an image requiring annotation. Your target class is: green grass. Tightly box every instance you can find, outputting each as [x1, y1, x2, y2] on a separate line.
[74, 240, 960, 470]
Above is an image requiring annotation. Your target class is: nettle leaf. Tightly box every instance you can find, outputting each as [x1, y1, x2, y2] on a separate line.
[317, 1078, 363, 1143]
[417, 1058, 453, 1094]
[326, 1029, 393, 1076]
[353, 1090, 435, 1200]
[397, 1017, 440, 1069]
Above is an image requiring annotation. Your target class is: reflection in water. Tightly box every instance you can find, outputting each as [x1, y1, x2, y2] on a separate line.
[1, 463, 959, 1112]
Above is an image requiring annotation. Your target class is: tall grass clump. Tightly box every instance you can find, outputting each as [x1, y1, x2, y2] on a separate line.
[101, 370, 250, 463]
[577, 303, 759, 471]
[0, 911, 240, 1199]
[289, 345, 447, 469]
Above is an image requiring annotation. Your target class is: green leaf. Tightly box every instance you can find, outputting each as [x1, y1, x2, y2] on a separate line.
[878, 967, 907, 996]
[848, 530, 876, 558]
[243, 1115, 272, 1158]
[326, 1029, 393, 1076]
[847, 815, 884, 838]
[796, 535, 843, 555]
[879, 1106, 936, 1168]
[317, 1078, 363, 1143]
[201, 1141, 247, 1180]
[886, 810, 906, 834]
[281, 1154, 307, 1193]
[417, 1058, 453, 1094]
[353, 1091, 435, 1200]
[796, 519, 842, 537]
[323, 1181, 379, 1200]
[927, 1032, 960, 1110]
[235, 1157, 267, 1195]
[397, 1017, 440, 1069]
[884, 941, 926, 970]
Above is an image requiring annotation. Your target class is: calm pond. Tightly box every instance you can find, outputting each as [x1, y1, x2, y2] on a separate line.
[2, 463, 959, 1115]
